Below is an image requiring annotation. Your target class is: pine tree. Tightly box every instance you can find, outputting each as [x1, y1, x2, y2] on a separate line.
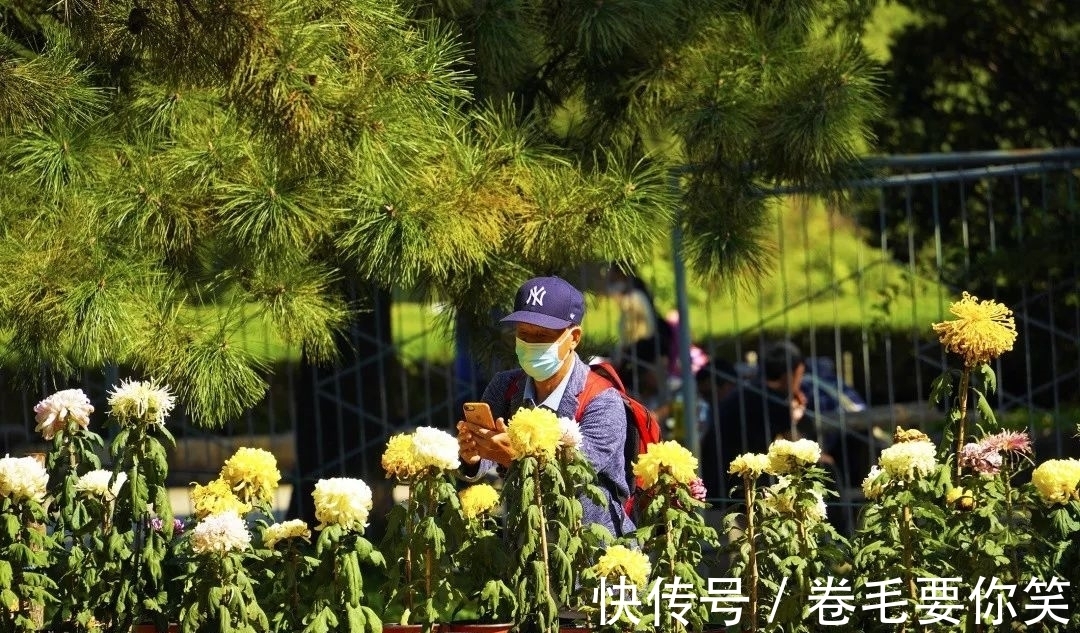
[0, 0, 881, 424]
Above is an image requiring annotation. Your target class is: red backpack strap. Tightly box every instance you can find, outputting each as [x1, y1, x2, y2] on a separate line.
[574, 369, 616, 419]
[503, 371, 525, 406]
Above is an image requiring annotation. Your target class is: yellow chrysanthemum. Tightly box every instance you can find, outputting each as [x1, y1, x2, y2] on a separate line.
[861, 466, 887, 500]
[592, 545, 651, 588]
[932, 292, 1018, 366]
[507, 407, 563, 461]
[728, 453, 771, 479]
[262, 519, 311, 548]
[190, 477, 252, 519]
[878, 440, 937, 482]
[382, 433, 421, 480]
[459, 484, 500, 520]
[633, 440, 698, 488]
[220, 447, 281, 505]
[767, 438, 821, 474]
[1030, 459, 1080, 506]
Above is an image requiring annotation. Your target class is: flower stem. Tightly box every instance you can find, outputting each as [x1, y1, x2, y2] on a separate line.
[743, 474, 758, 633]
[534, 465, 553, 621]
[404, 488, 415, 613]
[900, 504, 919, 631]
[954, 366, 972, 483]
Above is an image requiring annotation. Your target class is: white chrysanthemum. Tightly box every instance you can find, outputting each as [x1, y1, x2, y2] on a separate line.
[313, 477, 373, 531]
[107, 378, 175, 426]
[557, 417, 583, 449]
[190, 512, 252, 555]
[262, 519, 311, 548]
[411, 426, 460, 471]
[75, 469, 127, 500]
[878, 440, 938, 482]
[33, 389, 95, 440]
[861, 466, 887, 500]
[0, 455, 49, 503]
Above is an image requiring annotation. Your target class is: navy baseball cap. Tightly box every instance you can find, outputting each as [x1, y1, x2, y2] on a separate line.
[500, 276, 585, 330]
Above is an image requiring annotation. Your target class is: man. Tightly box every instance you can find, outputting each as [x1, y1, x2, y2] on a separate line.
[457, 276, 634, 537]
[701, 341, 808, 501]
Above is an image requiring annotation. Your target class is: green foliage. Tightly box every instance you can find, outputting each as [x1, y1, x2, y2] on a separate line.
[630, 471, 718, 633]
[0, 0, 880, 423]
[379, 470, 461, 627]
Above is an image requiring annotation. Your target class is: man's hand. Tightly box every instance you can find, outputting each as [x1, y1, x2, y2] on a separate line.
[456, 417, 513, 468]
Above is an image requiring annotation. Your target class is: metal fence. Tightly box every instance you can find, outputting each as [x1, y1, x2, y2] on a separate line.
[1, 149, 1077, 533]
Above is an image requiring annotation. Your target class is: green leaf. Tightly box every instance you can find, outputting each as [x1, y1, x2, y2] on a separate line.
[979, 364, 997, 395]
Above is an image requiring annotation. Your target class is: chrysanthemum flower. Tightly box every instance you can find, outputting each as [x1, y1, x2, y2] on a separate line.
[459, 483, 500, 520]
[557, 417, 583, 450]
[1030, 459, 1080, 506]
[33, 389, 94, 440]
[75, 469, 127, 501]
[878, 440, 938, 482]
[107, 378, 175, 427]
[0, 455, 49, 503]
[412, 426, 460, 471]
[766, 438, 821, 474]
[633, 440, 698, 488]
[931, 292, 1018, 366]
[893, 427, 931, 444]
[220, 447, 281, 505]
[688, 478, 707, 502]
[861, 466, 887, 500]
[980, 430, 1032, 456]
[313, 477, 373, 532]
[959, 442, 1003, 476]
[190, 512, 251, 555]
[728, 453, 771, 479]
[190, 477, 252, 519]
[262, 519, 311, 548]
[382, 433, 420, 480]
[592, 545, 651, 588]
[507, 407, 563, 461]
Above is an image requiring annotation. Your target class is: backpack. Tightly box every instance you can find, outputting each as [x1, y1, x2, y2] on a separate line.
[504, 361, 662, 519]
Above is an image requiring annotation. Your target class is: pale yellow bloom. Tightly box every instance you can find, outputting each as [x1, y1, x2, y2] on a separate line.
[313, 477, 373, 532]
[633, 440, 698, 488]
[107, 378, 175, 426]
[592, 545, 651, 588]
[262, 519, 311, 548]
[878, 440, 938, 482]
[459, 484, 500, 520]
[767, 438, 821, 474]
[75, 469, 127, 501]
[932, 292, 1017, 366]
[382, 433, 421, 480]
[190, 512, 251, 555]
[1030, 459, 1080, 506]
[945, 487, 972, 506]
[0, 456, 48, 503]
[220, 447, 281, 505]
[728, 453, 771, 479]
[190, 477, 252, 519]
[507, 407, 563, 461]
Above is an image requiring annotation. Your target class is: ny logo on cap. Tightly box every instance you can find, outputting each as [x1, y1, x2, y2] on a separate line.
[526, 285, 546, 307]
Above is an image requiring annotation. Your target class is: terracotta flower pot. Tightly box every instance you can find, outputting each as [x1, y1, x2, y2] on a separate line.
[132, 625, 180, 633]
[442, 623, 513, 633]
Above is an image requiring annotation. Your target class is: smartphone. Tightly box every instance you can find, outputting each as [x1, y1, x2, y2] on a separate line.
[462, 402, 497, 431]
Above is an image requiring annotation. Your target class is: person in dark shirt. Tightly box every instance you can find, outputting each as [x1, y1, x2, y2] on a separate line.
[701, 342, 807, 502]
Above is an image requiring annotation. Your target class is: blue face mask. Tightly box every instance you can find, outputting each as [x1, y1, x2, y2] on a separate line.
[515, 331, 570, 381]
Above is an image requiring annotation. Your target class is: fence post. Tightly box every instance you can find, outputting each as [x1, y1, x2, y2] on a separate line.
[670, 173, 700, 462]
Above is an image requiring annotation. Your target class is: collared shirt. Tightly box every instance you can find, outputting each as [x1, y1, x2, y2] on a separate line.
[522, 365, 573, 412]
